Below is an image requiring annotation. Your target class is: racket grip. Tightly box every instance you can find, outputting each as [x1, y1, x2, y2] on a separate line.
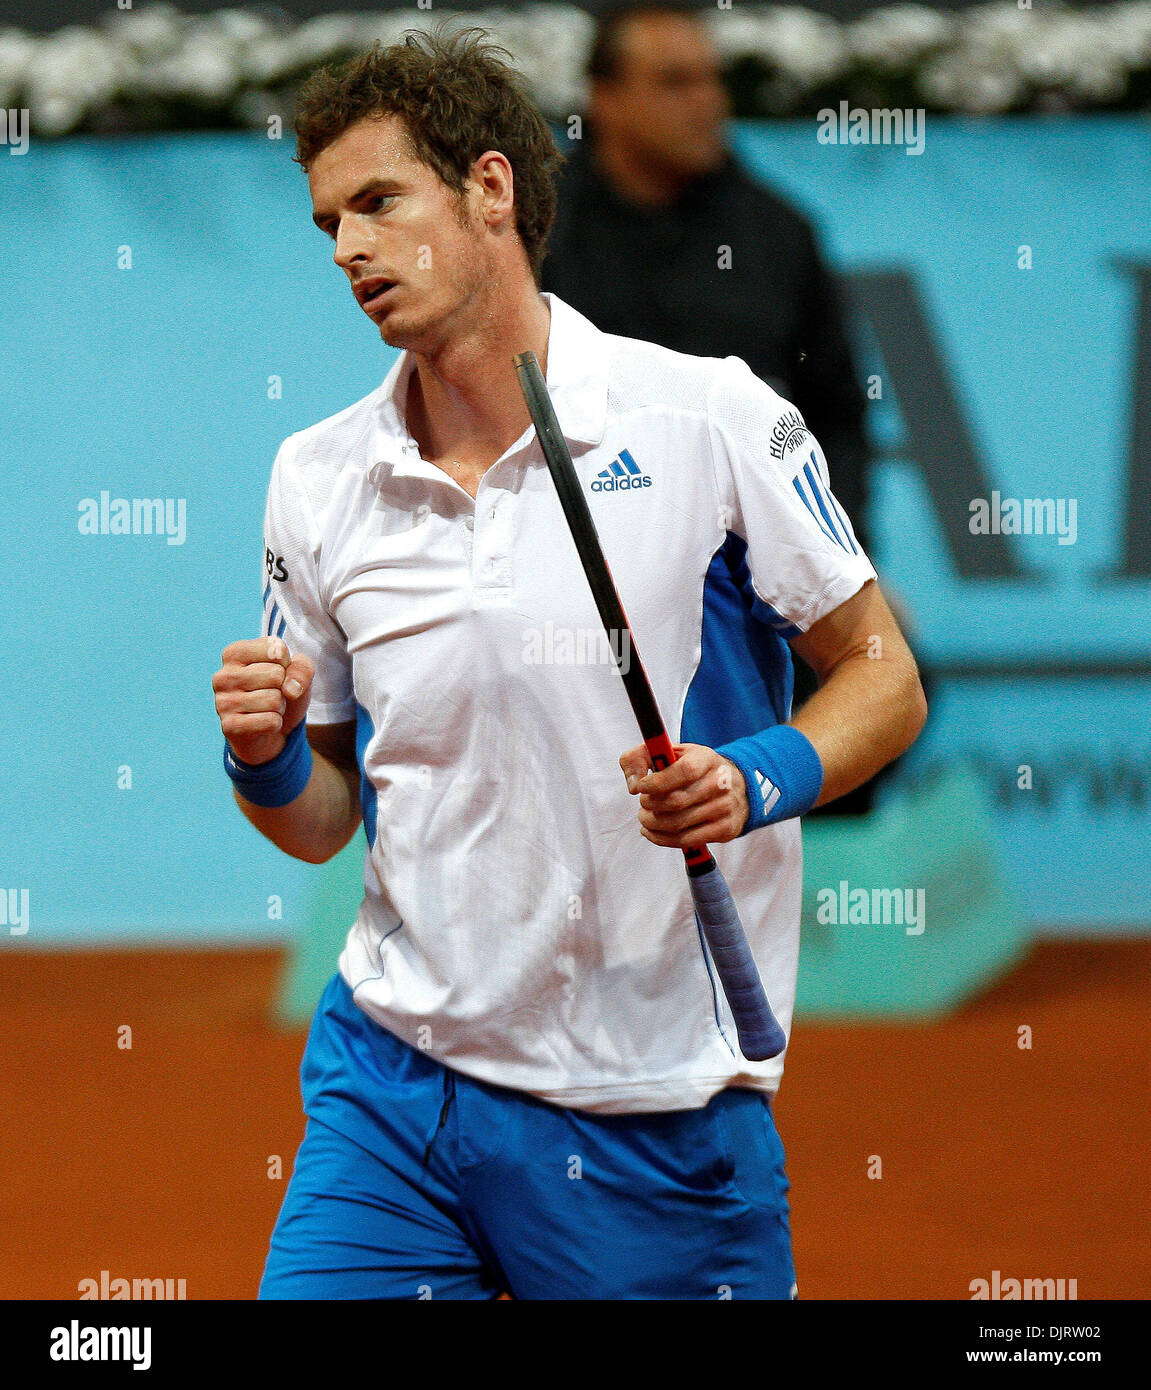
[689, 860, 787, 1061]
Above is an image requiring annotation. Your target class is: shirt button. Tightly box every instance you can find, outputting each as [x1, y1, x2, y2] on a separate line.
[464, 515, 475, 531]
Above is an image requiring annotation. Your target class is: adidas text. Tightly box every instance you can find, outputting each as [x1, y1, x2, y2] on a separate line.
[591, 475, 652, 492]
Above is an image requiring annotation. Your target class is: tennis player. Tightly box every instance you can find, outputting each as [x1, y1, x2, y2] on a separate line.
[212, 29, 926, 1300]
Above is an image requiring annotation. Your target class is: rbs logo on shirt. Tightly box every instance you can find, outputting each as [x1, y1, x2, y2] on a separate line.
[265, 547, 289, 582]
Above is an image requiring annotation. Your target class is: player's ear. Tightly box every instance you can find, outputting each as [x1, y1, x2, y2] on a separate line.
[472, 150, 515, 228]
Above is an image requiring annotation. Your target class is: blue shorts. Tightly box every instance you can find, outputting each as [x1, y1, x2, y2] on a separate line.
[260, 973, 796, 1300]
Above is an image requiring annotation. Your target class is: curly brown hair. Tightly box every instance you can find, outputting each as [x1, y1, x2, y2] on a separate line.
[294, 27, 565, 285]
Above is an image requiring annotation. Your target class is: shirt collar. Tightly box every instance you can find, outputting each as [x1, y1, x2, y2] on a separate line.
[368, 293, 608, 484]
[538, 292, 610, 448]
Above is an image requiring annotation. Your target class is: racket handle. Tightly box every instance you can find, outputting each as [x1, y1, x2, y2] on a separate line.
[689, 861, 787, 1061]
[642, 733, 786, 1061]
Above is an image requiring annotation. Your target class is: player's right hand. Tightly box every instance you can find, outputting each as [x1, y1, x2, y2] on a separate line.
[212, 636, 315, 766]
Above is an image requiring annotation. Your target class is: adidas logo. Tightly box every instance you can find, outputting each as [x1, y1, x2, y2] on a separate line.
[591, 449, 652, 493]
[755, 770, 781, 816]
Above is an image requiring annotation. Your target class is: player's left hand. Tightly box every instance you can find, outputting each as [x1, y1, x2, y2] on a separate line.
[619, 743, 749, 848]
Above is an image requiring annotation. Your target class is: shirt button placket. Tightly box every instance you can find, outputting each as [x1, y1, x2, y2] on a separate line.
[476, 490, 509, 594]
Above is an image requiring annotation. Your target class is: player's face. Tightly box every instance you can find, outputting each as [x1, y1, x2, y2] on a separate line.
[308, 114, 489, 351]
[593, 15, 730, 180]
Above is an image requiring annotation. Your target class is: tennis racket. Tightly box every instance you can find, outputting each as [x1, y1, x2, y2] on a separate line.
[514, 349, 786, 1061]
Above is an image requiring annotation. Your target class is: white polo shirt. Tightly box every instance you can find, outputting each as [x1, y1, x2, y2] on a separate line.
[260, 293, 875, 1114]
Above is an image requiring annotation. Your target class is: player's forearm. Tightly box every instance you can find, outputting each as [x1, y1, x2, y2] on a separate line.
[233, 750, 361, 864]
[788, 647, 926, 807]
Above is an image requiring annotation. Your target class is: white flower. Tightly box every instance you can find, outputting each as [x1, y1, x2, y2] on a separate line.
[847, 5, 956, 73]
[707, 4, 848, 88]
[0, 28, 36, 109]
[960, 3, 1040, 50]
[707, 10, 780, 63]
[1095, 1, 1151, 67]
[100, 1, 186, 58]
[286, 14, 366, 65]
[204, 9, 276, 50]
[917, 52, 1023, 113]
[24, 27, 127, 135]
[6, 0, 1151, 133]
[241, 14, 364, 87]
[1012, 28, 1073, 85]
[195, 11, 280, 91]
[238, 35, 297, 89]
[1066, 56, 1128, 102]
[141, 34, 241, 105]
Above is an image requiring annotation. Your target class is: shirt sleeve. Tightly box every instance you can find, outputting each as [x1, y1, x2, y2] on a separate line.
[260, 437, 355, 725]
[707, 354, 877, 635]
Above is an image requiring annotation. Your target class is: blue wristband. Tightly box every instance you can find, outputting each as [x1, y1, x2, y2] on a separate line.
[715, 724, 824, 834]
[223, 720, 313, 808]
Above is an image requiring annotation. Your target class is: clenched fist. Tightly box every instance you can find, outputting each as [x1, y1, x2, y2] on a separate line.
[212, 636, 315, 766]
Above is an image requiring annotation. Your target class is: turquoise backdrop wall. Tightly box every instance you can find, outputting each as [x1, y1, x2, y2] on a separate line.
[2, 116, 1148, 942]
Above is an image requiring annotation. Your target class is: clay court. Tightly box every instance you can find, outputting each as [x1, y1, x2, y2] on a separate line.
[4, 939, 1147, 1301]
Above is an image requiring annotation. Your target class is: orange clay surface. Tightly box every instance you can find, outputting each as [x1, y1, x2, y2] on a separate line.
[1, 941, 1147, 1299]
